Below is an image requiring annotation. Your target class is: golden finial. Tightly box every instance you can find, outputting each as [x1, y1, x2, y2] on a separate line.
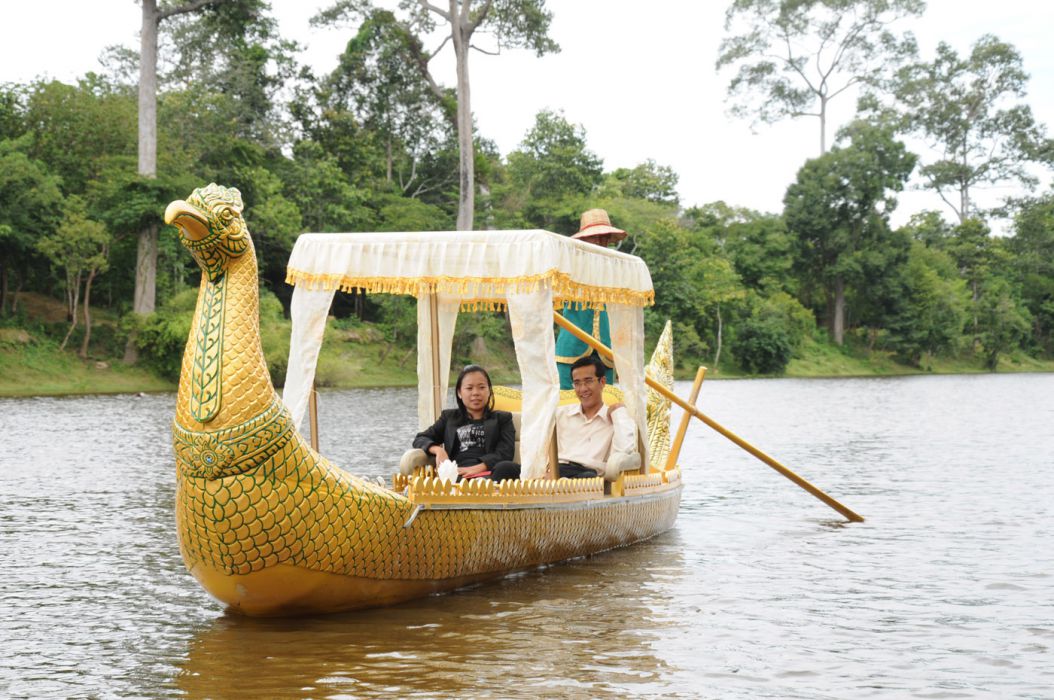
[646, 320, 674, 470]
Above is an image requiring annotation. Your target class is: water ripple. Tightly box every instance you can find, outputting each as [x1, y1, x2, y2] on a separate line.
[1, 375, 1052, 698]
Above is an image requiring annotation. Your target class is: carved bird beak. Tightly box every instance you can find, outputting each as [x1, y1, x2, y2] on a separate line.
[165, 200, 210, 241]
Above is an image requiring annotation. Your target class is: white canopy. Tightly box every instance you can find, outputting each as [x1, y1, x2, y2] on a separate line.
[282, 229, 653, 479]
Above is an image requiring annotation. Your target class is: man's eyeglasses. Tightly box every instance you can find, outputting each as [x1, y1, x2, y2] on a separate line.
[571, 377, 598, 388]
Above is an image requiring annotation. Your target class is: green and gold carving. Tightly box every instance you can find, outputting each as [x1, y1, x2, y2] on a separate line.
[646, 320, 674, 470]
[177, 184, 249, 282]
[174, 398, 295, 480]
[188, 276, 225, 423]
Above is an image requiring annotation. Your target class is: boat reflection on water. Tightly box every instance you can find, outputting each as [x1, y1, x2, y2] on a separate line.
[176, 532, 690, 697]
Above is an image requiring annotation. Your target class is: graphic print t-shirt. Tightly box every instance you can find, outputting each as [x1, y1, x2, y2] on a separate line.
[455, 419, 487, 466]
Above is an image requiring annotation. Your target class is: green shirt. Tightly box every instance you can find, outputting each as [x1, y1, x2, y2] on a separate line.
[555, 303, 613, 369]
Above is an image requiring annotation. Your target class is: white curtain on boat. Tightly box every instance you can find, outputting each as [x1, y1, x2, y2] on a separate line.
[281, 229, 656, 460]
[282, 286, 336, 432]
[416, 292, 460, 430]
[507, 286, 560, 480]
[607, 302, 649, 468]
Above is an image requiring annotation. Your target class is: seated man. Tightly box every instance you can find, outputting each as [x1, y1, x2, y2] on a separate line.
[556, 355, 637, 479]
[488, 355, 637, 482]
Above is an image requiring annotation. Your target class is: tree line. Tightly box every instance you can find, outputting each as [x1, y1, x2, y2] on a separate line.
[1, 0, 1052, 379]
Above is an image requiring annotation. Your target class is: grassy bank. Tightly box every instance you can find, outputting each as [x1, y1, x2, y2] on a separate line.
[685, 335, 1054, 380]
[2, 297, 1051, 398]
[0, 329, 173, 396]
[1, 294, 173, 396]
[313, 323, 522, 389]
[0, 292, 525, 396]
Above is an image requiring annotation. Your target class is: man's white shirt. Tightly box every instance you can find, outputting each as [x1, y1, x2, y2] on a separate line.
[555, 402, 637, 473]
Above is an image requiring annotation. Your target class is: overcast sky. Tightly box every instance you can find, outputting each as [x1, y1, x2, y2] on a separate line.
[2, 0, 1052, 228]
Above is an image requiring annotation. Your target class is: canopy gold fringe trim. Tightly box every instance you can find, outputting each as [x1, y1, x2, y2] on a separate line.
[285, 268, 655, 309]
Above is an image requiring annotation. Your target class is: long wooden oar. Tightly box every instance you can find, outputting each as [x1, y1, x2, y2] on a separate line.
[553, 312, 864, 523]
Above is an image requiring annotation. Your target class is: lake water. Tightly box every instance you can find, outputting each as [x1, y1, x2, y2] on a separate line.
[1, 374, 1052, 698]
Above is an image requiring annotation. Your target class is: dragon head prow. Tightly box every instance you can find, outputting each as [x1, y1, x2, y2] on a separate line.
[165, 183, 249, 281]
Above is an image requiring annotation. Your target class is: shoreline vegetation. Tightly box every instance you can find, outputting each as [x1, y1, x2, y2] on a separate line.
[4, 5, 1053, 400]
[3, 294, 1051, 399]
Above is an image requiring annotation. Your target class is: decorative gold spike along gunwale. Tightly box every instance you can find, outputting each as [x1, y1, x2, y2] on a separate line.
[626, 473, 663, 488]
[416, 485, 684, 512]
[622, 470, 678, 497]
[407, 476, 607, 506]
[646, 320, 675, 470]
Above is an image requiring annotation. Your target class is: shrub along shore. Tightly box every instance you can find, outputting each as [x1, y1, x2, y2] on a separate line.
[4, 14, 1053, 395]
[3, 292, 1050, 398]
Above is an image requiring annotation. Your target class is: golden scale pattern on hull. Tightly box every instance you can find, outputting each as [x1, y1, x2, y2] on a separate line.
[166, 183, 681, 615]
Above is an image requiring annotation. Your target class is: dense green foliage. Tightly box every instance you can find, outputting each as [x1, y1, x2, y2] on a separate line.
[734, 317, 794, 375]
[1, 0, 1052, 393]
[784, 121, 916, 344]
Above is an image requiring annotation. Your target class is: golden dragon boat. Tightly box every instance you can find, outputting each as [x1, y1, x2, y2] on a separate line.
[166, 183, 697, 617]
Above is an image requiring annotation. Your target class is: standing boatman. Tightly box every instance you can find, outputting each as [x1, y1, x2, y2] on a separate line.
[555, 208, 628, 390]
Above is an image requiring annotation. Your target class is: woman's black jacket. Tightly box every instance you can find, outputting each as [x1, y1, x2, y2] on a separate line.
[412, 409, 516, 467]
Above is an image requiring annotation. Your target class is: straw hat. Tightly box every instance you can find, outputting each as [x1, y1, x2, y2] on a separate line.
[571, 208, 627, 244]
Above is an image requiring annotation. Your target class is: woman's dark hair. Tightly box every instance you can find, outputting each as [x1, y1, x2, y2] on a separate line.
[454, 364, 495, 419]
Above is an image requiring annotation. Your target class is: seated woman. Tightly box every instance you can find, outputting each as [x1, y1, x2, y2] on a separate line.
[412, 364, 519, 481]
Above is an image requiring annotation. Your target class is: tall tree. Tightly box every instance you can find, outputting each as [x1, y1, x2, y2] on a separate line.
[697, 256, 745, 368]
[633, 219, 711, 360]
[0, 139, 64, 315]
[36, 197, 112, 357]
[282, 141, 371, 234]
[128, 0, 226, 362]
[884, 242, 968, 366]
[900, 209, 954, 250]
[783, 120, 915, 344]
[314, 0, 559, 230]
[881, 35, 1054, 222]
[716, 0, 924, 154]
[0, 84, 24, 141]
[686, 202, 794, 294]
[975, 276, 1031, 370]
[605, 160, 680, 205]
[22, 77, 136, 195]
[1010, 193, 1054, 354]
[320, 9, 455, 198]
[633, 219, 748, 368]
[946, 218, 997, 307]
[505, 109, 603, 229]
[163, 0, 300, 146]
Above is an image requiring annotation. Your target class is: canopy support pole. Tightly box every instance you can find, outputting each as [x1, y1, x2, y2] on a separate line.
[429, 292, 442, 420]
[665, 366, 706, 470]
[309, 383, 320, 452]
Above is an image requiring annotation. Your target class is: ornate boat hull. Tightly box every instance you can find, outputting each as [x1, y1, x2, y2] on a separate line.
[174, 394, 682, 617]
[164, 184, 683, 617]
[183, 488, 681, 616]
